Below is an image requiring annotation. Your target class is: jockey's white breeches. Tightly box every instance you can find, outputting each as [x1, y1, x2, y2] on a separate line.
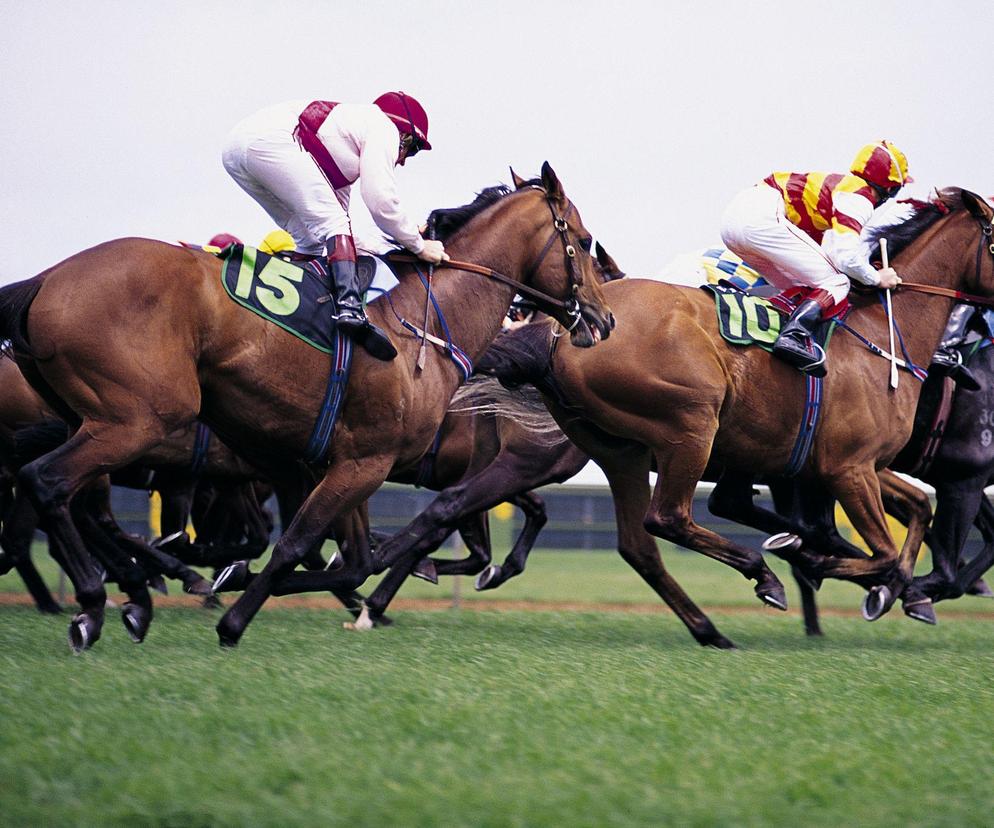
[222, 126, 349, 256]
[720, 184, 851, 305]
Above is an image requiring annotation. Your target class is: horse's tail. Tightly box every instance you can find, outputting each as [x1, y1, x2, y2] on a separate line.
[12, 419, 70, 468]
[0, 277, 45, 357]
[449, 377, 567, 446]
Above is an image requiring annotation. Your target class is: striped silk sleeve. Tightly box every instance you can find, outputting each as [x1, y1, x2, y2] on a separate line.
[822, 191, 879, 285]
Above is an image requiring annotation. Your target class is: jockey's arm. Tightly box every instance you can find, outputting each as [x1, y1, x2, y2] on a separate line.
[821, 191, 881, 287]
[358, 117, 425, 256]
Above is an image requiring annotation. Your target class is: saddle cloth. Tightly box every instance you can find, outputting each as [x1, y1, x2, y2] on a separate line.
[702, 283, 848, 352]
[218, 245, 399, 354]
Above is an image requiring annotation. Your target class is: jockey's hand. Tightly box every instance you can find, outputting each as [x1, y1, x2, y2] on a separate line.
[877, 267, 901, 290]
[418, 239, 449, 265]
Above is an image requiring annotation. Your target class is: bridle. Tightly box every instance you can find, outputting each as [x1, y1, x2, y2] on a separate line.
[388, 187, 587, 331]
[894, 212, 994, 308]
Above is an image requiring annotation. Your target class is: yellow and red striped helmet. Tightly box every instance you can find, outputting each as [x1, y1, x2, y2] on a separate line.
[850, 140, 912, 188]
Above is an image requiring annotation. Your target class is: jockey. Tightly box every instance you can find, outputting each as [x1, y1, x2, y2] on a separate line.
[720, 141, 909, 375]
[222, 92, 448, 361]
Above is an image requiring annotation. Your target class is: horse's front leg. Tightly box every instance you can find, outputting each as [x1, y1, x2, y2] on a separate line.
[216, 456, 392, 647]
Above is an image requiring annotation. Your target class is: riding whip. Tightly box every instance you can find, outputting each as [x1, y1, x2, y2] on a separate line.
[881, 238, 899, 389]
[416, 218, 435, 372]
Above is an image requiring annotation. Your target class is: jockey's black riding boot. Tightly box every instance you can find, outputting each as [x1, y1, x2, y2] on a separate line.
[929, 304, 980, 390]
[326, 235, 397, 361]
[772, 294, 829, 377]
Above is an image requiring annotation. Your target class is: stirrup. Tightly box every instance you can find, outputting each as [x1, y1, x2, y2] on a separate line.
[773, 338, 826, 377]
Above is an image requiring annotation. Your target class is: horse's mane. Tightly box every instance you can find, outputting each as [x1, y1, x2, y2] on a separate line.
[383, 179, 545, 252]
[428, 179, 545, 242]
[865, 188, 966, 260]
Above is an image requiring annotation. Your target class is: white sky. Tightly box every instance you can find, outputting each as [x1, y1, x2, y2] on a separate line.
[2, 0, 993, 483]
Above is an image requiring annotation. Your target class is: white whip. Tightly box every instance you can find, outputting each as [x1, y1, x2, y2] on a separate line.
[881, 238, 898, 389]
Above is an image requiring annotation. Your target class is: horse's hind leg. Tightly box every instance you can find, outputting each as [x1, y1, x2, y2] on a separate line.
[953, 494, 994, 598]
[474, 491, 547, 591]
[0, 486, 62, 612]
[18, 421, 168, 651]
[413, 512, 494, 584]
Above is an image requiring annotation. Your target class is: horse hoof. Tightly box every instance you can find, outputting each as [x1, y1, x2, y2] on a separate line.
[184, 577, 215, 597]
[343, 603, 375, 632]
[412, 558, 438, 585]
[762, 532, 802, 552]
[201, 593, 224, 610]
[703, 634, 738, 650]
[151, 530, 189, 550]
[967, 578, 994, 598]
[325, 550, 344, 571]
[148, 574, 169, 595]
[903, 598, 937, 625]
[759, 592, 788, 611]
[216, 618, 241, 648]
[37, 602, 63, 616]
[756, 581, 788, 611]
[474, 565, 499, 591]
[68, 613, 100, 653]
[121, 603, 151, 643]
[213, 561, 248, 593]
[861, 585, 892, 621]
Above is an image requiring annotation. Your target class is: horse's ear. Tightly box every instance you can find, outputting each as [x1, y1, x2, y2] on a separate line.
[594, 242, 626, 280]
[962, 189, 994, 221]
[540, 161, 565, 202]
[510, 168, 528, 190]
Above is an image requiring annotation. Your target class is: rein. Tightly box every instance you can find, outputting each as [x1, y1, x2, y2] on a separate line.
[386, 191, 585, 331]
[892, 215, 994, 308]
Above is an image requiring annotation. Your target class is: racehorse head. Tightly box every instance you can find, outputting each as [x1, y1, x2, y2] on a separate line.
[504, 162, 615, 346]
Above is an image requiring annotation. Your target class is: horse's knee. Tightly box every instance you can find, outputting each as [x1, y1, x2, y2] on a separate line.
[18, 461, 71, 514]
[643, 510, 689, 543]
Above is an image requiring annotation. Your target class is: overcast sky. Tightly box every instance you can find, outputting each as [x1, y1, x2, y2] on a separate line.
[3, 2, 993, 486]
[3, 0, 992, 289]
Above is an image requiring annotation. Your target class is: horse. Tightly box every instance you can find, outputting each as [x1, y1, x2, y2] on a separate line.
[895, 342, 994, 612]
[0, 163, 613, 650]
[435, 189, 993, 631]
[210, 253, 626, 627]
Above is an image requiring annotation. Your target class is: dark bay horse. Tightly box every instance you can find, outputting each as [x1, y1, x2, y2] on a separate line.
[0, 163, 613, 650]
[453, 189, 993, 626]
[896, 342, 994, 612]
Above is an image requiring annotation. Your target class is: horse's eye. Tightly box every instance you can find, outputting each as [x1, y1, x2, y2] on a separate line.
[579, 237, 593, 253]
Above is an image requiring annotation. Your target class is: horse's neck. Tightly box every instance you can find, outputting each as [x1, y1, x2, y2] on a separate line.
[884, 289, 955, 366]
[887, 216, 979, 362]
[391, 233, 523, 364]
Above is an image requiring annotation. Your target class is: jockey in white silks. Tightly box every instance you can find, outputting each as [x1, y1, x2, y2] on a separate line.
[222, 92, 447, 361]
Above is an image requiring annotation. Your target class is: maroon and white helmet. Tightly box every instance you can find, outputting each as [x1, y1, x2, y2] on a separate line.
[374, 91, 431, 151]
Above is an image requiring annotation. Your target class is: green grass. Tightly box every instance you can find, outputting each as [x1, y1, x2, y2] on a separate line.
[3, 544, 994, 826]
[0, 607, 993, 827]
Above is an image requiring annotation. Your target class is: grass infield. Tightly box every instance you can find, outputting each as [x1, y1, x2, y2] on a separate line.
[2, 546, 993, 826]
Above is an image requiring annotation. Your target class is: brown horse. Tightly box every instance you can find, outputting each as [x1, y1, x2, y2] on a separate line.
[0, 163, 613, 650]
[504, 188, 994, 620]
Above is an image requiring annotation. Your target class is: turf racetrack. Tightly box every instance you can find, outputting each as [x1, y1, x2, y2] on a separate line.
[2, 549, 993, 826]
